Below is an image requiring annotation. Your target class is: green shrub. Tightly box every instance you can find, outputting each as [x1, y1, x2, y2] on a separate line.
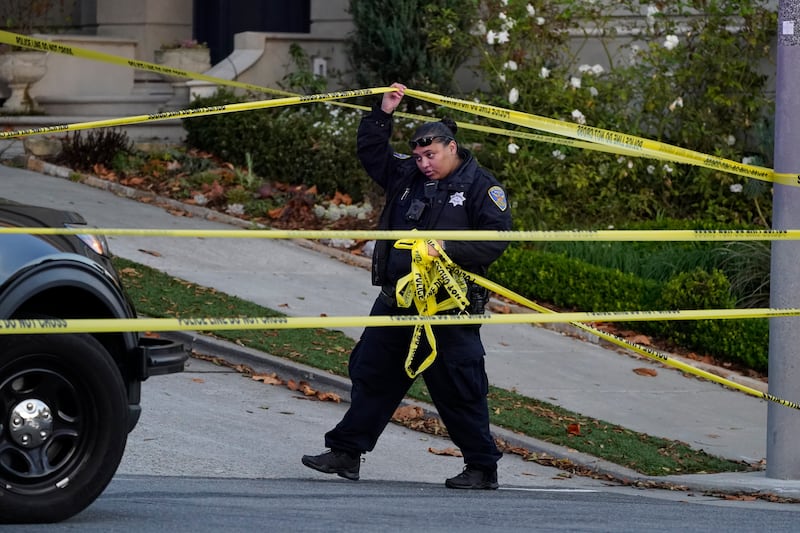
[489, 246, 768, 373]
[489, 244, 661, 313]
[182, 89, 372, 201]
[347, 0, 480, 94]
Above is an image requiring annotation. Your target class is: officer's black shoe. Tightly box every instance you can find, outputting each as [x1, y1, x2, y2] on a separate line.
[445, 465, 499, 490]
[302, 449, 361, 480]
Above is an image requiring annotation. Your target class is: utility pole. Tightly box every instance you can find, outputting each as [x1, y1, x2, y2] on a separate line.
[767, 1, 800, 479]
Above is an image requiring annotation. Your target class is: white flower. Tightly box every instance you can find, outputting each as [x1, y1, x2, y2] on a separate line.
[503, 60, 518, 71]
[536, 17, 545, 25]
[526, 3, 536, 16]
[578, 64, 592, 74]
[539, 66, 550, 79]
[447, 23, 456, 34]
[499, 73, 506, 82]
[617, 156, 626, 164]
[663, 164, 673, 173]
[742, 156, 757, 165]
[730, 183, 743, 193]
[499, 13, 516, 31]
[664, 35, 679, 50]
[571, 109, 586, 125]
[668, 97, 684, 111]
[725, 134, 736, 146]
[627, 161, 634, 169]
[486, 30, 497, 45]
[496, 30, 510, 44]
[225, 203, 245, 216]
[501, 0, 508, 5]
[589, 86, 599, 97]
[570, 76, 582, 89]
[647, 165, 655, 175]
[472, 21, 487, 36]
[591, 64, 605, 75]
[508, 142, 520, 154]
[552, 149, 566, 160]
[508, 87, 519, 104]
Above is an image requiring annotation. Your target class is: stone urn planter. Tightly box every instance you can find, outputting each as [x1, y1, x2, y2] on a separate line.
[0, 50, 48, 113]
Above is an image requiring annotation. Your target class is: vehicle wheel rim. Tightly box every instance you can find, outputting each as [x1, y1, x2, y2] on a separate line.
[0, 363, 92, 493]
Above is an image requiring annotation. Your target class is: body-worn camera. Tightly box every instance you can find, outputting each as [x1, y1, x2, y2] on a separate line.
[405, 199, 427, 222]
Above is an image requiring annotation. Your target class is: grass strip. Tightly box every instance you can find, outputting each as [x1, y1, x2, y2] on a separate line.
[115, 256, 752, 477]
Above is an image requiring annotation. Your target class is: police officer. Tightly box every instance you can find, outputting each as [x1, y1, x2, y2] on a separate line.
[302, 83, 512, 489]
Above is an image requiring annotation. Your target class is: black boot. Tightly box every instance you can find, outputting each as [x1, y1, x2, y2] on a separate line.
[445, 465, 499, 490]
[302, 449, 361, 481]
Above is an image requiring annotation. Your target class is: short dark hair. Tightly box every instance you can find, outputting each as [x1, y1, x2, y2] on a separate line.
[410, 118, 458, 146]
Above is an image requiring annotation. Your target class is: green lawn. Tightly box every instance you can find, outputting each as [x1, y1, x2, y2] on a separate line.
[115, 256, 752, 478]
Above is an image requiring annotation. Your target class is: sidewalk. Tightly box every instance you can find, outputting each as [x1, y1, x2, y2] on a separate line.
[2, 161, 799, 498]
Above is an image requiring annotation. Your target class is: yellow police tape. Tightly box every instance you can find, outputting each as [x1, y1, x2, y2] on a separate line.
[0, 30, 594, 156]
[0, 87, 393, 140]
[1, 29, 796, 186]
[403, 88, 789, 186]
[0, 307, 796, 407]
[3, 226, 800, 242]
[393, 237, 471, 378]
[0, 308, 798, 333]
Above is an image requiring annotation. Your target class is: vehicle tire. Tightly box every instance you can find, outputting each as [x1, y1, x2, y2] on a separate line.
[0, 333, 128, 523]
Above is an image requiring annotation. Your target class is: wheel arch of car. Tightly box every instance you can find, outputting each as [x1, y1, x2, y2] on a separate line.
[0, 254, 142, 374]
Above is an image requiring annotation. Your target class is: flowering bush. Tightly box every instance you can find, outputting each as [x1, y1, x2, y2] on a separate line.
[468, 0, 776, 230]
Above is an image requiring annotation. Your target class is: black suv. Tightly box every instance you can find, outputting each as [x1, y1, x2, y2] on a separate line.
[0, 199, 187, 523]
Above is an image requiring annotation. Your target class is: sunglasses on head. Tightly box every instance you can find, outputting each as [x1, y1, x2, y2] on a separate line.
[408, 136, 453, 150]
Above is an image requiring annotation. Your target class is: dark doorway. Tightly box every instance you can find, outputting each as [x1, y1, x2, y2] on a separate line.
[194, 0, 311, 64]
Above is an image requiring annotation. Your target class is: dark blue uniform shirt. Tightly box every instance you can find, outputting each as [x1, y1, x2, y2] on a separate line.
[356, 106, 513, 286]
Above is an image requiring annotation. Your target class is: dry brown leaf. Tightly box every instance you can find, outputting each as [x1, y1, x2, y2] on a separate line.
[299, 382, 317, 396]
[191, 378, 205, 384]
[626, 334, 652, 345]
[393, 405, 425, 422]
[315, 391, 342, 403]
[567, 423, 581, 436]
[252, 373, 283, 385]
[137, 249, 162, 257]
[428, 447, 463, 457]
[633, 367, 658, 377]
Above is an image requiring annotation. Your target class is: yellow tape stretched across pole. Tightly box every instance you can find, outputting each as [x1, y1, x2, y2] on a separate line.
[1, 227, 799, 242]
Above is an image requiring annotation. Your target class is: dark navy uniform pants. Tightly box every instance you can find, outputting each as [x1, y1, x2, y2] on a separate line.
[324, 296, 502, 468]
